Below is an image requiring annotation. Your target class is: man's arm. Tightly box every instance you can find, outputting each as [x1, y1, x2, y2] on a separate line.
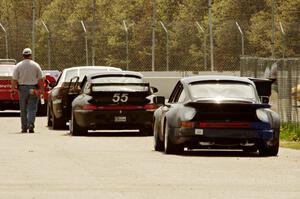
[11, 79, 18, 97]
[38, 78, 44, 93]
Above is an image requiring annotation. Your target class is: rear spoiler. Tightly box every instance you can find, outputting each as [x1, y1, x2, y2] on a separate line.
[185, 101, 271, 110]
[91, 82, 150, 87]
[91, 82, 151, 93]
[248, 77, 274, 97]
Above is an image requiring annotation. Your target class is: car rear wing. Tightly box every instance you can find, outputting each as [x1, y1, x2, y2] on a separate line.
[185, 101, 271, 111]
[90, 82, 152, 93]
[248, 77, 275, 103]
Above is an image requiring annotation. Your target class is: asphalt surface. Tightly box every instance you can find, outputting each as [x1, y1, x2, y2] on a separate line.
[0, 112, 300, 199]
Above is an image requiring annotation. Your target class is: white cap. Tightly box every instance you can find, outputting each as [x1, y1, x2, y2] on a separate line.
[22, 48, 32, 55]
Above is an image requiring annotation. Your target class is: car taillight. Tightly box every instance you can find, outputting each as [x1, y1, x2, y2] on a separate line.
[97, 105, 143, 110]
[43, 80, 48, 88]
[180, 121, 196, 128]
[199, 122, 250, 128]
[143, 103, 158, 110]
[81, 104, 98, 110]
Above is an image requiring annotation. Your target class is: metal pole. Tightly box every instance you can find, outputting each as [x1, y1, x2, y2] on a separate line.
[0, 23, 8, 59]
[81, 20, 89, 66]
[271, 0, 276, 58]
[92, 0, 96, 66]
[160, 21, 169, 71]
[42, 20, 51, 69]
[208, 0, 214, 71]
[32, 0, 36, 60]
[235, 22, 244, 56]
[279, 21, 286, 58]
[195, 21, 207, 70]
[152, 0, 156, 71]
[123, 20, 129, 70]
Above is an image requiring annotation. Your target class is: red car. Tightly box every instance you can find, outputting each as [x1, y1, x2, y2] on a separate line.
[0, 59, 57, 115]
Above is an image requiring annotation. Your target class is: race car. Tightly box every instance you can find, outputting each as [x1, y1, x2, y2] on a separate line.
[0, 59, 55, 115]
[47, 66, 122, 129]
[153, 75, 280, 156]
[69, 71, 159, 136]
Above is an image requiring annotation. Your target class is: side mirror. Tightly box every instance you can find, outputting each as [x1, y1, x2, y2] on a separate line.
[261, 96, 269, 104]
[153, 96, 165, 105]
[151, 86, 158, 94]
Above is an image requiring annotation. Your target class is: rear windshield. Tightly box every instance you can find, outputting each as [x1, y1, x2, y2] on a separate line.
[189, 82, 258, 101]
[0, 65, 15, 76]
[64, 68, 121, 82]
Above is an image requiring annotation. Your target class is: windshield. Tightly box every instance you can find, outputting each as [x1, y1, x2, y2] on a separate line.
[189, 82, 258, 101]
[64, 68, 121, 82]
[0, 65, 15, 76]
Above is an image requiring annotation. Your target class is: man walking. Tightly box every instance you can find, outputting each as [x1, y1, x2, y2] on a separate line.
[12, 48, 44, 133]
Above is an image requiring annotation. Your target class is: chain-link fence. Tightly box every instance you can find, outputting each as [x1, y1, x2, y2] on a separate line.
[241, 56, 300, 123]
[0, 19, 260, 72]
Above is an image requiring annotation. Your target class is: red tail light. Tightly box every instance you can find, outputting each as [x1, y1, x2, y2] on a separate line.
[98, 105, 143, 110]
[143, 103, 158, 110]
[199, 122, 250, 128]
[81, 104, 98, 110]
[81, 105, 144, 110]
[180, 121, 196, 128]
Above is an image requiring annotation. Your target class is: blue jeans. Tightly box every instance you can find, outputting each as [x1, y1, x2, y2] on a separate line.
[18, 85, 38, 130]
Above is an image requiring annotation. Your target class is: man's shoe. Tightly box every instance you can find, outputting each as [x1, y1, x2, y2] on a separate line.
[21, 129, 27, 133]
[28, 124, 34, 133]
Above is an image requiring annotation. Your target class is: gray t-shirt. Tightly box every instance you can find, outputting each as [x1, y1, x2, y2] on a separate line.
[13, 59, 43, 85]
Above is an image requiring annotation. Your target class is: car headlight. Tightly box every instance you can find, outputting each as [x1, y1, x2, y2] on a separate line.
[256, 109, 269, 122]
[179, 106, 196, 121]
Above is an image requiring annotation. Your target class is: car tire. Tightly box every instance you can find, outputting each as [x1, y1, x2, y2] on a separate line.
[51, 107, 65, 130]
[36, 103, 47, 116]
[70, 112, 87, 136]
[164, 121, 183, 154]
[259, 129, 280, 156]
[140, 127, 153, 136]
[154, 119, 164, 151]
[47, 104, 52, 127]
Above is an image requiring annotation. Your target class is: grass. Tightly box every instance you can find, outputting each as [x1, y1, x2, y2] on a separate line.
[280, 141, 300, 150]
[280, 123, 300, 150]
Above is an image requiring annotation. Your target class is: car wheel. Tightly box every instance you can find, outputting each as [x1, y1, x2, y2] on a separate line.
[140, 127, 153, 136]
[47, 104, 52, 127]
[70, 112, 87, 136]
[36, 103, 47, 116]
[164, 121, 183, 154]
[51, 108, 65, 130]
[259, 129, 280, 156]
[154, 119, 164, 151]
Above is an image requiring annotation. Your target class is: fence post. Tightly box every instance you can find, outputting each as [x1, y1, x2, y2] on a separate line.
[0, 23, 8, 59]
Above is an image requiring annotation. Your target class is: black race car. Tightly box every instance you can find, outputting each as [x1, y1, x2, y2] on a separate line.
[69, 71, 159, 136]
[47, 66, 121, 129]
[153, 75, 280, 156]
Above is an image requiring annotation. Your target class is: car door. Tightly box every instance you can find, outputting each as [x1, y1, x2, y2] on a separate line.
[158, 81, 184, 139]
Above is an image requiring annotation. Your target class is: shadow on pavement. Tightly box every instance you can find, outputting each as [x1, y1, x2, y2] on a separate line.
[0, 111, 19, 117]
[180, 149, 262, 158]
[62, 130, 149, 137]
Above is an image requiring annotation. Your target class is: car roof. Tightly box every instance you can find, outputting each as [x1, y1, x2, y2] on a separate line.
[62, 66, 122, 72]
[85, 70, 143, 80]
[181, 75, 254, 85]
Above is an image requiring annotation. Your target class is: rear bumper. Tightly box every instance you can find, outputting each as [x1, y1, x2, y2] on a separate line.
[74, 109, 154, 130]
[0, 100, 19, 110]
[170, 127, 274, 146]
